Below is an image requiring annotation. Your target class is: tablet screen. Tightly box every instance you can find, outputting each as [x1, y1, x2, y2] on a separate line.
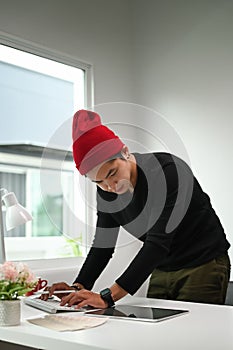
[85, 305, 189, 322]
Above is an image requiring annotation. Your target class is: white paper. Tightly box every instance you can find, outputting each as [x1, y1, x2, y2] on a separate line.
[27, 314, 108, 331]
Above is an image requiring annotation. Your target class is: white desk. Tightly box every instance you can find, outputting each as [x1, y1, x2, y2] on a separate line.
[0, 296, 233, 350]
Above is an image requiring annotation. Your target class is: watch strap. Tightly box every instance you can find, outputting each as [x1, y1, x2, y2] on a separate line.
[100, 288, 115, 307]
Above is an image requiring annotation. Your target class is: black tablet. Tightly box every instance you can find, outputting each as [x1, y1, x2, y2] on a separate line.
[85, 305, 189, 323]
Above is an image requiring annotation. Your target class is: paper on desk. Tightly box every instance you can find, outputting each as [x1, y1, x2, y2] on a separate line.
[27, 314, 108, 331]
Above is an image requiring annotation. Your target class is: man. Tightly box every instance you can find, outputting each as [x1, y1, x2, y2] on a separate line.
[43, 109, 230, 308]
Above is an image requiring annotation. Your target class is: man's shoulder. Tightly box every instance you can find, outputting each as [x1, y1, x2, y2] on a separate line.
[134, 152, 175, 167]
[134, 152, 189, 168]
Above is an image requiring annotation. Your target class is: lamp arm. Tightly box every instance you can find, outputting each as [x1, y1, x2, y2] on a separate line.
[0, 188, 8, 197]
[0, 189, 6, 263]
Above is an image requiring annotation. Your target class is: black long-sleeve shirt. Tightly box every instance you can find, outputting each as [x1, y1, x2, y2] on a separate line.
[74, 153, 230, 295]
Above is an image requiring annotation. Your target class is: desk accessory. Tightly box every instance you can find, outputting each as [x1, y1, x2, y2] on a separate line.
[27, 314, 108, 331]
[0, 188, 32, 263]
[85, 304, 189, 323]
[0, 261, 37, 326]
[24, 297, 94, 314]
[0, 189, 33, 326]
[100, 288, 115, 307]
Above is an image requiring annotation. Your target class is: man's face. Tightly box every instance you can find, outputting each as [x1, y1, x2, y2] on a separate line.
[87, 157, 134, 194]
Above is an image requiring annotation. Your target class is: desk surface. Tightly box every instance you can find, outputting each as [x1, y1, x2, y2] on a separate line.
[0, 296, 233, 350]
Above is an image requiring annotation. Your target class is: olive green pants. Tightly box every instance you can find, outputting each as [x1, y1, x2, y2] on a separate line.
[147, 254, 231, 304]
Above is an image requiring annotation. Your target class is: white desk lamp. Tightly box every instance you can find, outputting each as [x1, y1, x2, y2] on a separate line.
[0, 188, 32, 263]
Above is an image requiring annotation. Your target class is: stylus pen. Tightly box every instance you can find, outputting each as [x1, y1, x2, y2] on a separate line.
[33, 290, 77, 295]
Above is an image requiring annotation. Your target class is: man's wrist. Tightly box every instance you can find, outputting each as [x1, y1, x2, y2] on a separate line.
[71, 283, 84, 291]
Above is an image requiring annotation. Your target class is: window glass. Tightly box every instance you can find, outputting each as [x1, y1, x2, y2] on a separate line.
[0, 44, 86, 261]
[0, 171, 26, 237]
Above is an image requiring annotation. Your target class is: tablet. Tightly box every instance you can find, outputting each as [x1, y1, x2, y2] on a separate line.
[84, 305, 189, 323]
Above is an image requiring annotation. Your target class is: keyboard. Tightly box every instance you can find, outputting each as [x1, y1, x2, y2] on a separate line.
[24, 297, 87, 314]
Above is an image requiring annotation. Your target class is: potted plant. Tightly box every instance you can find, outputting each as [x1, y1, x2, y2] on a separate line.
[0, 261, 37, 326]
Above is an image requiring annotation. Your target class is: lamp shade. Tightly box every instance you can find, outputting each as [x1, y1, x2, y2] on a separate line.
[2, 192, 32, 231]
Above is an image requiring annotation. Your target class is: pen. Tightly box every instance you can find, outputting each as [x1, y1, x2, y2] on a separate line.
[33, 290, 77, 295]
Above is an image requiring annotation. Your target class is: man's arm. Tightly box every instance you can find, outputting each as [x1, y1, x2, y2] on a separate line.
[59, 282, 128, 309]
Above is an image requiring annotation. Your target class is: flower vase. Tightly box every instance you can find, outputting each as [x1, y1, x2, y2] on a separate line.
[0, 299, 21, 326]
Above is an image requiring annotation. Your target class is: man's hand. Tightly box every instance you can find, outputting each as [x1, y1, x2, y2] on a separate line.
[60, 289, 108, 309]
[40, 282, 77, 300]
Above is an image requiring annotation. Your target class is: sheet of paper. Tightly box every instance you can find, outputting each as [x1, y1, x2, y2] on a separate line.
[27, 314, 108, 331]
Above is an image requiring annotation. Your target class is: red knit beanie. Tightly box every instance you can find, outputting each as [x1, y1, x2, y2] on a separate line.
[72, 109, 124, 175]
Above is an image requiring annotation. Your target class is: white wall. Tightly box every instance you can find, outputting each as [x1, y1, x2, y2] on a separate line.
[0, 0, 133, 105]
[131, 0, 233, 278]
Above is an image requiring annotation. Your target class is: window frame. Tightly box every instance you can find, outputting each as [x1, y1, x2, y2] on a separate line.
[0, 31, 94, 269]
[0, 31, 93, 109]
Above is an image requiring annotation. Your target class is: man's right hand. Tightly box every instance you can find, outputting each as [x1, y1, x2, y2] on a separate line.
[40, 282, 75, 300]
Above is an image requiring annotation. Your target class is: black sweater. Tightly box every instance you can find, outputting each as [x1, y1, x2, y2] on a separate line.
[74, 153, 230, 295]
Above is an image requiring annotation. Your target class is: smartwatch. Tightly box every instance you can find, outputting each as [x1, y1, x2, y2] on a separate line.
[100, 288, 115, 308]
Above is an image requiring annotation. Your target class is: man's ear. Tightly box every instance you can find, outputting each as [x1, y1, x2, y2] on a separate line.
[121, 145, 130, 160]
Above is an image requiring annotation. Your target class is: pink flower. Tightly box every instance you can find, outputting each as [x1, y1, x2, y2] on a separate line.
[0, 261, 18, 282]
[0, 261, 37, 298]
[16, 263, 36, 285]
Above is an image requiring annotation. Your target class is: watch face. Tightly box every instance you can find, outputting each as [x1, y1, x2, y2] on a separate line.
[101, 288, 111, 297]
[100, 288, 114, 307]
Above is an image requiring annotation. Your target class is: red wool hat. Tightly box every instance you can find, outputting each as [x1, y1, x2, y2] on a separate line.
[72, 109, 124, 175]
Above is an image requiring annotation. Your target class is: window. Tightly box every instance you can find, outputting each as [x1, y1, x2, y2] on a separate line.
[0, 145, 87, 261]
[0, 39, 92, 262]
[0, 43, 85, 144]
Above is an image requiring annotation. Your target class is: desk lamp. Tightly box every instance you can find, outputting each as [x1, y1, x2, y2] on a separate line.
[0, 188, 32, 263]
